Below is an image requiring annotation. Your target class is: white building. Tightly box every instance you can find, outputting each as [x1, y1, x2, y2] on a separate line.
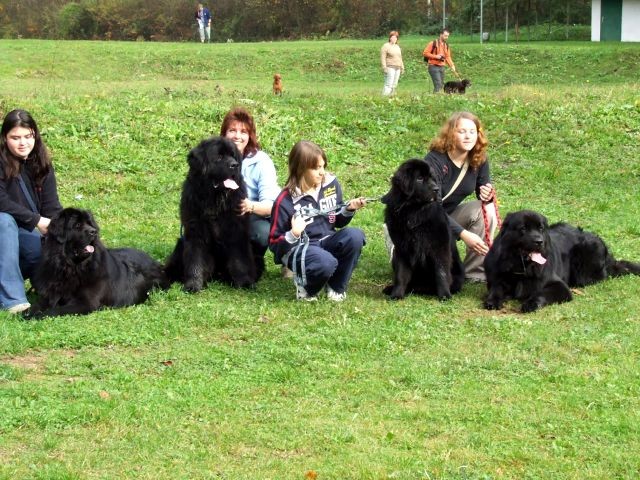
[592, 0, 640, 41]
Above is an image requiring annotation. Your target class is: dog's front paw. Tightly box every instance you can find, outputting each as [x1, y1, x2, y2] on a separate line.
[183, 279, 204, 293]
[484, 297, 503, 310]
[437, 291, 452, 301]
[384, 284, 406, 300]
[521, 297, 544, 313]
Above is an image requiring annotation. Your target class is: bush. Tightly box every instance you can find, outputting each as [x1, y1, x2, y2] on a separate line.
[57, 2, 95, 40]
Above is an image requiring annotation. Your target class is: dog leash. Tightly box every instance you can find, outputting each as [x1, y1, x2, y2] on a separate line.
[482, 187, 502, 248]
[296, 196, 382, 219]
[291, 196, 382, 288]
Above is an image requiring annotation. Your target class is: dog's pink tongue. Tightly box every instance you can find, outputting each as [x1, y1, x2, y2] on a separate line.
[223, 178, 239, 190]
[85, 245, 95, 254]
[529, 252, 547, 265]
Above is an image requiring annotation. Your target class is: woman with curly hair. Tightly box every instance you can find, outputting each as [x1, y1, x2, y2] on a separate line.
[424, 111, 497, 282]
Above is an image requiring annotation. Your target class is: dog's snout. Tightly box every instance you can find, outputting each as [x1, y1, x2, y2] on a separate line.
[87, 227, 97, 237]
[228, 158, 239, 170]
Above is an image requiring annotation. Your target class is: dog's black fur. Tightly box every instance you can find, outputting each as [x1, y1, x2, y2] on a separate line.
[383, 159, 464, 300]
[165, 136, 264, 291]
[28, 208, 168, 318]
[444, 79, 471, 94]
[484, 210, 640, 312]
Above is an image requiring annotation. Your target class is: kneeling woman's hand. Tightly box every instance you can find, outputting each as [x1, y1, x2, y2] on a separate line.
[460, 229, 489, 256]
[37, 216, 51, 235]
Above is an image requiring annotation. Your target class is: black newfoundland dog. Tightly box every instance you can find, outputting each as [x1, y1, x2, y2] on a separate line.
[444, 79, 471, 94]
[484, 210, 640, 313]
[383, 159, 464, 300]
[29, 208, 168, 318]
[165, 136, 263, 291]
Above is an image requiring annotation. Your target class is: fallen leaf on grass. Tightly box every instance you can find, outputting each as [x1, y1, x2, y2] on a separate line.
[304, 470, 318, 479]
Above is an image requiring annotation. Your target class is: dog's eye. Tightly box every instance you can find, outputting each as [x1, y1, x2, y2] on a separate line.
[416, 176, 424, 184]
[75, 222, 83, 230]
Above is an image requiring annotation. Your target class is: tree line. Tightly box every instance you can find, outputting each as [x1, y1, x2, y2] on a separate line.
[0, 0, 590, 41]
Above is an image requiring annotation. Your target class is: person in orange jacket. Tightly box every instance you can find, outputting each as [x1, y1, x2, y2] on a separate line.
[423, 28, 457, 93]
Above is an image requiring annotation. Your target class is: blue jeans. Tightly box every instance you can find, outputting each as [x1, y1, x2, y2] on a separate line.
[0, 213, 42, 309]
[287, 227, 366, 296]
[249, 214, 271, 257]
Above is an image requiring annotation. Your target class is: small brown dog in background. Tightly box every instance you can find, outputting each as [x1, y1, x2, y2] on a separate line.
[273, 73, 283, 95]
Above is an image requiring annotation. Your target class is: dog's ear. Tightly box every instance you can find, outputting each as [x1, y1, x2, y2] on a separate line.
[47, 211, 68, 244]
[187, 141, 207, 175]
[84, 210, 100, 235]
[501, 212, 515, 230]
[392, 165, 414, 197]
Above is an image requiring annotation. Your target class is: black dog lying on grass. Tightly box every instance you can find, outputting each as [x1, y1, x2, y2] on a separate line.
[484, 210, 640, 313]
[28, 208, 168, 318]
[444, 79, 471, 94]
[383, 159, 464, 300]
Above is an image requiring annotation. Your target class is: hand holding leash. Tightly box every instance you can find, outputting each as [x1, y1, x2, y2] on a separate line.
[346, 197, 367, 211]
[291, 211, 313, 238]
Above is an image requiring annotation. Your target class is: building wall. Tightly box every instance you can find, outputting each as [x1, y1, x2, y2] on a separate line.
[621, 0, 640, 41]
[592, 0, 640, 41]
[591, 0, 602, 40]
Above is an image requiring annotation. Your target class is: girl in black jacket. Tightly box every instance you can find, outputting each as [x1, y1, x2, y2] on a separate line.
[0, 109, 62, 314]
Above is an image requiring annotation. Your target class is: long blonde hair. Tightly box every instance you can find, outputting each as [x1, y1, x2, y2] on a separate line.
[429, 111, 488, 169]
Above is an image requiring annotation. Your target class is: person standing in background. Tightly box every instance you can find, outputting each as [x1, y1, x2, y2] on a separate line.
[423, 28, 457, 93]
[380, 31, 404, 96]
[195, 3, 212, 43]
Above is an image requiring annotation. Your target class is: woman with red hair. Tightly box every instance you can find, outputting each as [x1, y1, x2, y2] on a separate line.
[220, 107, 280, 259]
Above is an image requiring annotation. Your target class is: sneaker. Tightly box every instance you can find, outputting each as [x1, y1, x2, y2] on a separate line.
[296, 285, 317, 302]
[281, 265, 294, 279]
[7, 302, 30, 314]
[326, 286, 346, 302]
[465, 276, 486, 284]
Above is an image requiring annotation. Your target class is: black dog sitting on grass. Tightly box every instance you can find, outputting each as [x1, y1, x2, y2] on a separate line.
[383, 159, 465, 300]
[444, 79, 471, 94]
[165, 137, 264, 292]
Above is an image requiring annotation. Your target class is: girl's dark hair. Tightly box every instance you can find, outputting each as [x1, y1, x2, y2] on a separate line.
[219, 107, 260, 158]
[0, 109, 52, 186]
[284, 140, 327, 195]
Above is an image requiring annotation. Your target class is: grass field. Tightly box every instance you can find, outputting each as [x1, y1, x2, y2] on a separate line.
[1, 37, 639, 479]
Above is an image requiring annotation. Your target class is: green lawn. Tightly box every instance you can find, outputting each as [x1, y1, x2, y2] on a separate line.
[0, 38, 639, 479]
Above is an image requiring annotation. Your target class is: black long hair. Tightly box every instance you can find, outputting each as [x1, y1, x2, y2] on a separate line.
[0, 109, 52, 187]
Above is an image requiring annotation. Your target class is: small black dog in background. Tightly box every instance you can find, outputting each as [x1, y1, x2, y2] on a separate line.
[444, 79, 471, 94]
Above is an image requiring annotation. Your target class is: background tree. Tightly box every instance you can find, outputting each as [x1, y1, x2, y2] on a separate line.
[0, 0, 591, 41]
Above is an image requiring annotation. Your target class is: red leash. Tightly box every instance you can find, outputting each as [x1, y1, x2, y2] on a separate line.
[482, 187, 502, 248]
